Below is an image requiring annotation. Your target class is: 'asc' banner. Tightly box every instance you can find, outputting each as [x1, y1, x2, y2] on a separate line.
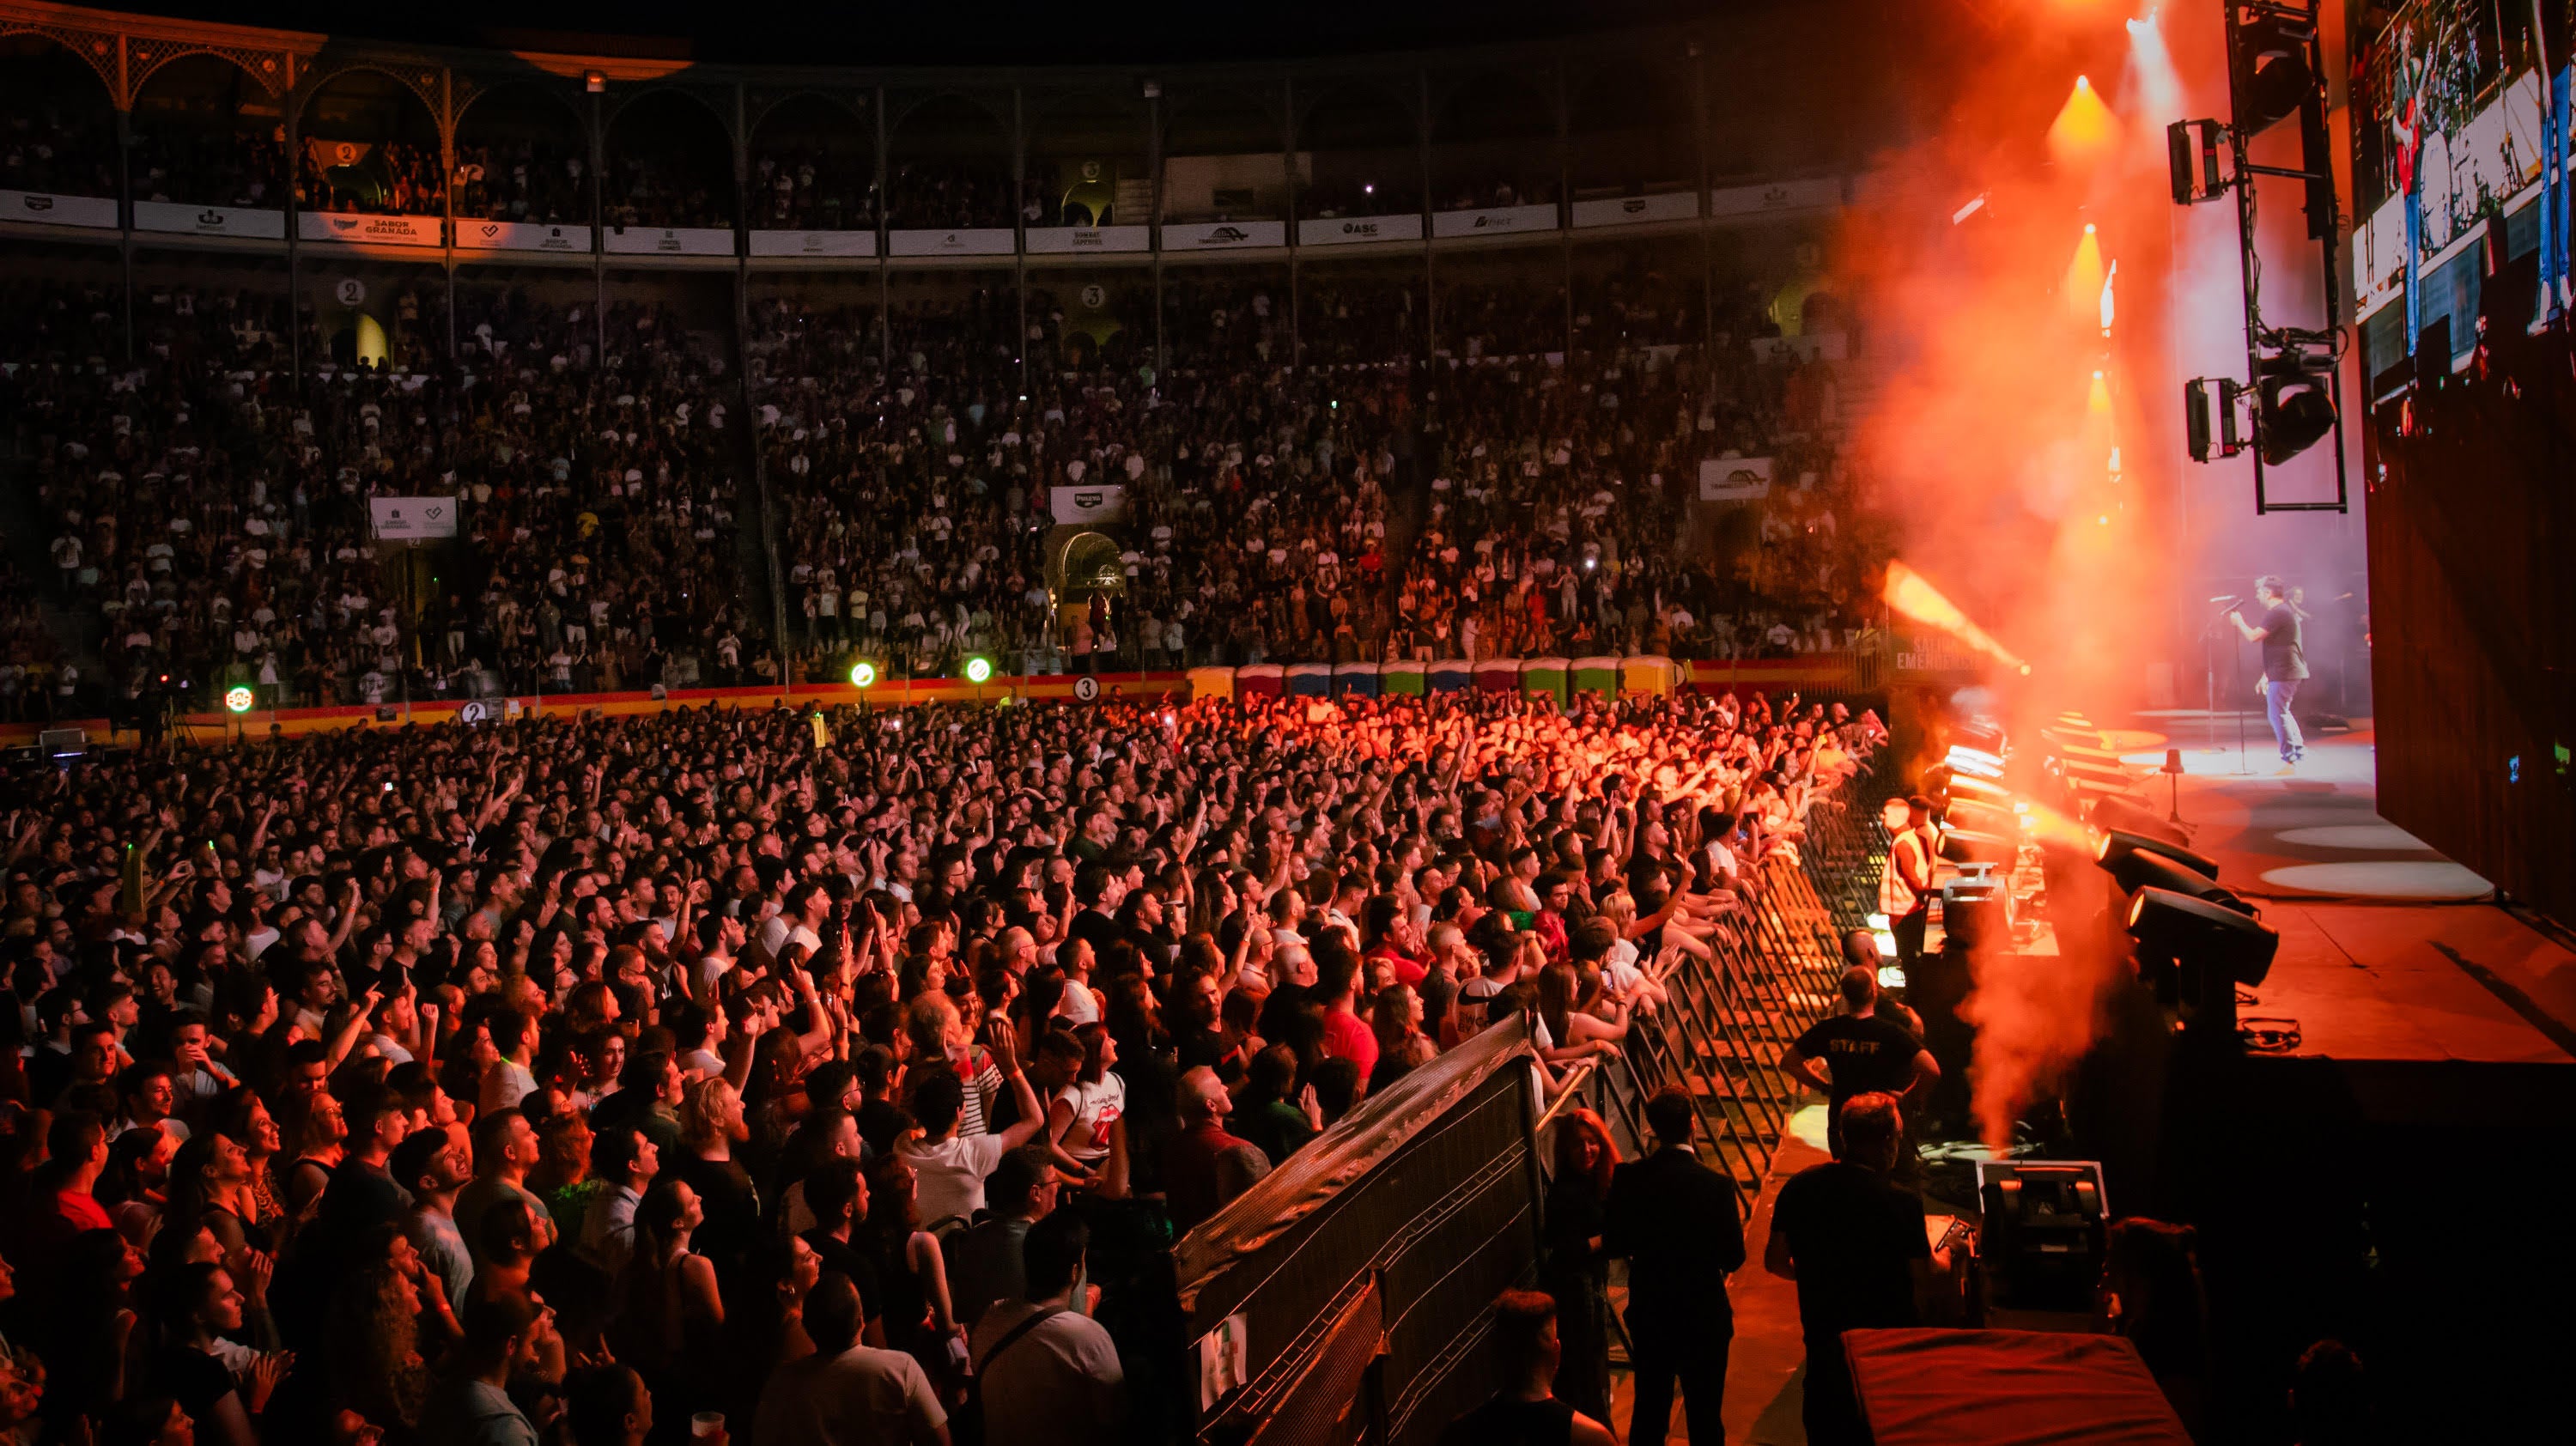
[458, 220, 592, 253]
[1698, 455, 1773, 502]
[133, 201, 286, 239]
[301, 212, 443, 246]
[1571, 191, 1701, 228]
[1297, 213, 1425, 246]
[2, 191, 119, 228]
[369, 496, 461, 541]
[1049, 484, 1128, 526]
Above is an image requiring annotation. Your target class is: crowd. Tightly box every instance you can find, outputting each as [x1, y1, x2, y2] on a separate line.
[6, 278, 756, 717]
[4, 249, 1880, 725]
[2, 103, 119, 201]
[0, 682, 1879, 1446]
[299, 143, 446, 218]
[453, 143, 591, 228]
[884, 163, 1018, 233]
[130, 126, 287, 212]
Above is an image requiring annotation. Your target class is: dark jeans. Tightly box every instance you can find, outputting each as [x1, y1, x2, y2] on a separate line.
[1802, 1341, 1868, 1446]
[1627, 1320, 1729, 1446]
[1892, 906, 1929, 971]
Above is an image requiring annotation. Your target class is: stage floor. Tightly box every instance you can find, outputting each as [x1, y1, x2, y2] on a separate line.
[2106, 721, 2576, 1117]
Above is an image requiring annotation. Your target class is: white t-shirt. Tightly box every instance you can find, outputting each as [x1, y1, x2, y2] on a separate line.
[900, 1131, 1010, 1228]
[969, 1303, 1124, 1446]
[1051, 1075, 1125, 1167]
[752, 1343, 947, 1446]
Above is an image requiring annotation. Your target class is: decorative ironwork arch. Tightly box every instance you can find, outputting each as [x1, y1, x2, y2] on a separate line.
[0, 22, 121, 106]
[747, 87, 869, 137]
[128, 38, 293, 102]
[602, 82, 738, 143]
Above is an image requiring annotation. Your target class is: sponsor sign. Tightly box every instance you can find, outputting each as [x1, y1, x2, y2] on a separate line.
[1571, 191, 1702, 228]
[1698, 456, 1774, 502]
[458, 219, 592, 253]
[1431, 204, 1560, 239]
[1297, 212, 1425, 246]
[1166, 220, 1286, 250]
[603, 225, 738, 256]
[1707, 177, 1844, 218]
[301, 211, 443, 246]
[1049, 483, 1128, 526]
[887, 228, 1018, 257]
[133, 201, 286, 240]
[368, 495, 460, 541]
[1, 191, 118, 229]
[748, 228, 878, 257]
[1024, 224, 1152, 254]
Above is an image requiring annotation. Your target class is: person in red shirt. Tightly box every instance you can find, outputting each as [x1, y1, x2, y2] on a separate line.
[44, 1109, 114, 1234]
[1360, 896, 1430, 989]
[1313, 942, 1381, 1085]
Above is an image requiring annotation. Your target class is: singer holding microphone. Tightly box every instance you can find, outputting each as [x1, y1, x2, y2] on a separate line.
[2226, 575, 2309, 773]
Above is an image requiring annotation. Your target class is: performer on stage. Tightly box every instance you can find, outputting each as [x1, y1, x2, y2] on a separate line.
[2228, 575, 2309, 773]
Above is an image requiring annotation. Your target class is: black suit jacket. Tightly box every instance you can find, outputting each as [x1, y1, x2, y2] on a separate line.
[1601, 1144, 1746, 1338]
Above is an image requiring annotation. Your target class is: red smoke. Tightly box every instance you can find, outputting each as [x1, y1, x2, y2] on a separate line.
[1836, 3, 2185, 1148]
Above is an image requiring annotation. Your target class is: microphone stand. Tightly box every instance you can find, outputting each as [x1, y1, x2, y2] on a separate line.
[2210, 598, 2251, 775]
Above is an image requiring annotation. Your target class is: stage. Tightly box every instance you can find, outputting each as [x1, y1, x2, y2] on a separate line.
[2109, 720, 2576, 1126]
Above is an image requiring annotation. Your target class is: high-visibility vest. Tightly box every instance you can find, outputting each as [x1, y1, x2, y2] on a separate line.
[1879, 829, 1931, 915]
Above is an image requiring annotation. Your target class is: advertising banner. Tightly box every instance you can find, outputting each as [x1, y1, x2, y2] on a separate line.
[886, 228, 1018, 257]
[300, 212, 443, 246]
[1707, 177, 1844, 218]
[1049, 483, 1128, 526]
[1297, 213, 1425, 246]
[1024, 225, 1152, 254]
[457, 219, 592, 253]
[1571, 191, 1701, 228]
[1166, 220, 1287, 250]
[1431, 204, 1559, 239]
[603, 225, 738, 256]
[133, 202, 286, 240]
[1698, 456, 1774, 502]
[369, 496, 461, 541]
[1, 191, 118, 229]
[748, 228, 878, 257]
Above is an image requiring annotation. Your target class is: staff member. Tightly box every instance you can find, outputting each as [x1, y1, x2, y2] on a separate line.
[1876, 796, 1937, 971]
[2227, 574, 2308, 772]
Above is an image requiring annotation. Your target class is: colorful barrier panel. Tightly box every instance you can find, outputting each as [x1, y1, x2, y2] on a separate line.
[1571, 655, 1622, 701]
[1429, 659, 1473, 694]
[1286, 662, 1334, 697]
[1188, 666, 1236, 702]
[1333, 661, 1381, 697]
[1520, 655, 1571, 710]
[1237, 663, 1285, 698]
[1383, 660, 1427, 696]
[1474, 659, 1521, 694]
[1620, 655, 1677, 696]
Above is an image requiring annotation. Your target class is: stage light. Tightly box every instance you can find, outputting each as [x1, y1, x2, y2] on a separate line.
[963, 656, 993, 685]
[2066, 228, 2105, 322]
[2183, 377, 2249, 462]
[224, 685, 254, 714]
[2048, 74, 2117, 166]
[2229, 11, 2317, 138]
[2094, 829, 2220, 880]
[1940, 827, 2017, 866]
[2166, 119, 2228, 204]
[1951, 192, 1989, 225]
[2105, 847, 2251, 915]
[2128, 886, 2278, 986]
[1883, 562, 2027, 674]
[1946, 744, 2004, 779]
[2256, 344, 2337, 465]
[849, 660, 877, 689]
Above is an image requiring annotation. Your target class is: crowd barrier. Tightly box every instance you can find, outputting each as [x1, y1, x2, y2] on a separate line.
[1173, 770, 1893, 1446]
[0, 653, 1906, 750]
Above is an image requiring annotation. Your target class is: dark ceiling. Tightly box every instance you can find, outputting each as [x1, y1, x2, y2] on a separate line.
[125, 0, 1755, 66]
